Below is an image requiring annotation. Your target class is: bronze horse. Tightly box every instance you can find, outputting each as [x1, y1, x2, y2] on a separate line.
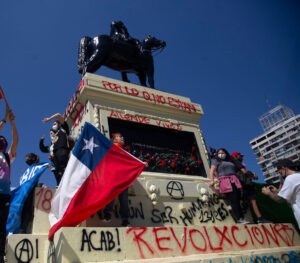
[78, 35, 166, 89]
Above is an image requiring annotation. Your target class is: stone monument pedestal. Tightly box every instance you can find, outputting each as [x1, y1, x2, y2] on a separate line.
[7, 74, 300, 262]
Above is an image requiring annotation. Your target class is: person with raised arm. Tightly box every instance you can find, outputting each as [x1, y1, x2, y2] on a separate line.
[42, 113, 71, 185]
[0, 86, 18, 263]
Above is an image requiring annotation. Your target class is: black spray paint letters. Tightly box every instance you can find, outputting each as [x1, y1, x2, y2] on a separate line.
[166, 181, 184, 200]
[15, 238, 39, 263]
[150, 196, 229, 226]
[151, 206, 179, 224]
[81, 228, 121, 252]
[180, 201, 229, 226]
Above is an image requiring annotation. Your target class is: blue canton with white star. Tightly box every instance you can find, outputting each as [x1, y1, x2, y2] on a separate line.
[73, 122, 113, 171]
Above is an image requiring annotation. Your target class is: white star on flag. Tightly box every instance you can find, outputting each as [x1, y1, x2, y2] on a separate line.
[82, 137, 99, 154]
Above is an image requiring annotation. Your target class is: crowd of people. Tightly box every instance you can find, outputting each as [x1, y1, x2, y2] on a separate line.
[209, 147, 300, 229]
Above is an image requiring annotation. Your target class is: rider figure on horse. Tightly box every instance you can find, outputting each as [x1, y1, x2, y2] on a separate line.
[110, 21, 140, 48]
[78, 21, 166, 88]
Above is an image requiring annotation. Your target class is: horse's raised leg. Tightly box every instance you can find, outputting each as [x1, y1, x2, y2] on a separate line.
[122, 72, 130, 83]
[137, 73, 146, 87]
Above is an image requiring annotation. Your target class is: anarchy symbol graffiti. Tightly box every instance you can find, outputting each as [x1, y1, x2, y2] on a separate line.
[15, 239, 33, 263]
[166, 181, 184, 200]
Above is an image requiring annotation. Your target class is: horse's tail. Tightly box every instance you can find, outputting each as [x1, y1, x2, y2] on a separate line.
[78, 36, 92, 74]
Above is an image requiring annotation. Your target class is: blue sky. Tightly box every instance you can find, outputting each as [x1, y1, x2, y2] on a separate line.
[0, 0, 299, 187]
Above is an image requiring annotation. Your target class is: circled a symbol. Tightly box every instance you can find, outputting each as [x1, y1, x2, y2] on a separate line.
[15, 239, 33, 263]
[166, 181, 184, 200]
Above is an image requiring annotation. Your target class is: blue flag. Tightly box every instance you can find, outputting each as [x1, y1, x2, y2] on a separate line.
[6, 162, 50, 234]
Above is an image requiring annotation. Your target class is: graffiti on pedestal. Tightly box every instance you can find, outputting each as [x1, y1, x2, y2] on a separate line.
[214, 251, 300, 263]
[166, 181, 184, 200]
[126, 224, 296, 259]
[81, 228, 121, 252]
[101, 194, 230, 226]
[14, 238, 39, 263]
[102, 80, 197, 112]
[78, 224, 297, 260]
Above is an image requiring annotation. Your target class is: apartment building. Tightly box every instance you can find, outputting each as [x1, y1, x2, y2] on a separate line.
[250, 105, 300, 183]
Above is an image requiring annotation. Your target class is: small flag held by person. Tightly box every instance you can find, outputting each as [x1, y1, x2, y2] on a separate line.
[48, 122, 145, 240]
[6, 162, 50, 235]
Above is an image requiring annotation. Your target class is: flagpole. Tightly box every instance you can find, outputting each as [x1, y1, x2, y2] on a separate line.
[0, 86, 9, 106]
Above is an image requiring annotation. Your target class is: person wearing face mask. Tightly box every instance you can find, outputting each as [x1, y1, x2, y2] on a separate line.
[0, 104, 18, 263]
[262, 159, 300, 229]
[39, 129, 55, 158]
[42, 113, 70, 185]
[39, 129, 56, 179]
[209, 148, 249, 224]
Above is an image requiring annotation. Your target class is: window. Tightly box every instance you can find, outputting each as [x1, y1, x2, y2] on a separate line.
[257, 136, 267, 143]
[274, 127, 283, 134]
[259, 142, 269, 149]
[270, 133, 286, 143]
[285, 144, 293, 150]
[285, 121, 295, 129]
[290, 132, 300, 140]
[275, 147, 284, 155]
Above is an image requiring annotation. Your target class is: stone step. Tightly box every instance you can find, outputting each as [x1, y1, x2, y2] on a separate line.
[7, 234, 48, 263]
[106, 247, 300, 263]
[31, 186, 249, 235]
[7, 224, 300, 263]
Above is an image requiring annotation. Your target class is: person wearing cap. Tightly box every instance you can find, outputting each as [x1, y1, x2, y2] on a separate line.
[262, 159, 300, 229]
[20, 153, 40, 233]
[232, 152, 270, 224]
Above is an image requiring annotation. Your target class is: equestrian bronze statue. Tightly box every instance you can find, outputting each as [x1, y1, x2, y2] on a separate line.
[78, 21, 166, 89]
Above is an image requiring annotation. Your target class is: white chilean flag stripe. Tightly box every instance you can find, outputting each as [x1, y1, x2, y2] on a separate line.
[49, 154, 91, 227]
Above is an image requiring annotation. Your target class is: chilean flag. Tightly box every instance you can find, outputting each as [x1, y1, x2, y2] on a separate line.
[48, 122, 145, 240]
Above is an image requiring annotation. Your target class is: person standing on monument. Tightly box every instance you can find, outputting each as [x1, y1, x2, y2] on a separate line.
[42, 113, 71, 185]
[101, 133, 147, 226]
[262, 159, 300, 229]
[0, 94, 18, 263]
[20, 153, 41, 233]
[102, 133, 130, 226]
[209, 148, 250, 224]
[39, 129, 55, 157]
[231, 151, 270, 224]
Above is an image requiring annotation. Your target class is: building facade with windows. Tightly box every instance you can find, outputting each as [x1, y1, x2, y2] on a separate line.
[250, 105, 300, 183]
